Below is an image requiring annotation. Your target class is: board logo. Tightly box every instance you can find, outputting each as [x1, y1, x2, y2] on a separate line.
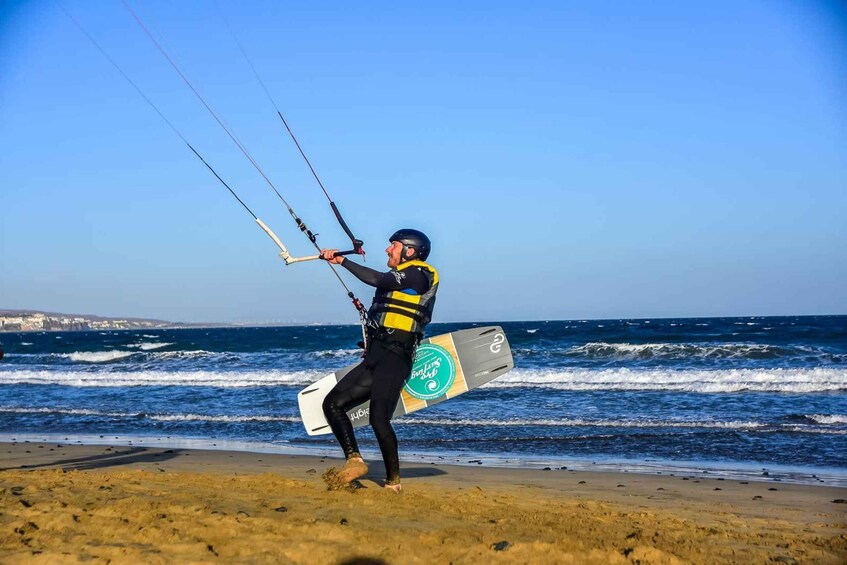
[348, 407, 369, 423]
[490, 333, 505, 353]
[405, 343, 456, 400]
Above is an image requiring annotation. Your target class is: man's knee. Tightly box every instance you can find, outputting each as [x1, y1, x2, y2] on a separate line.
[322, 393, 341, 417]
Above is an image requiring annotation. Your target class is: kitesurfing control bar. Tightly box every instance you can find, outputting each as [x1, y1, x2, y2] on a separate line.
[213, 1, 366, 259]
[277, 112, 365, 258]
[254, 220, 363, 264]
[330, 201, 365, 256]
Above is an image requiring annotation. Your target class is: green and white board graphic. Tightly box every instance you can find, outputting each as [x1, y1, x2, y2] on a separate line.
[297, 326, 513, 435]
[404, 343, 456, 400]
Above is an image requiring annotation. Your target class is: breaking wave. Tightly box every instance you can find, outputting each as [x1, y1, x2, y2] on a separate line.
[1, 407, 843, 437]
[400, 417, 766, 429]
[126, 342, 174, 351]
[517, 341, 845, 363]
[0, 369, 323, 387]
[47, 349, 221, 365]
[0, 407, 299, 423]
[1, 366, 845, 392]
[62, 351, 135, 363]
[486, 367, 847, 393]
[154, 350, 218, 360]
[806, 414, 847, 425]
[0, 407, 125, 417]
[313, 348, 360, 358]
[148, 413, 299, 423]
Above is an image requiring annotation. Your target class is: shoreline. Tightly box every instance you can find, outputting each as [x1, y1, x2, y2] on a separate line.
[1, 440, 845, 563]
[2, 432, 845, 488]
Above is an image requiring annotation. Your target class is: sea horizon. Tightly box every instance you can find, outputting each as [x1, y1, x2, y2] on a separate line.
[3, 310, 847, 328]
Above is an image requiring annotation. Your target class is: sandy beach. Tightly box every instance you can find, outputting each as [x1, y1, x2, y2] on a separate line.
[0, 441, 844, 563]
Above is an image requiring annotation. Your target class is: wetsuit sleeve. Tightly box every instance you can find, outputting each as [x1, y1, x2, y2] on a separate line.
[340, 259, 430, 294]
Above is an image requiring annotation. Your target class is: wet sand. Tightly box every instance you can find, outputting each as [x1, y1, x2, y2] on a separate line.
[1, 441, 845, 563]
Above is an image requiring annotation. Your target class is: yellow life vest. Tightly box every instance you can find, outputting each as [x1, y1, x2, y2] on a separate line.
[369, 260, 439, 334]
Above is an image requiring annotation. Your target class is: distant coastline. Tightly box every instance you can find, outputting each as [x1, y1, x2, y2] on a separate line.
[0, 309, 178, 333]
[0, 309, 338, 333]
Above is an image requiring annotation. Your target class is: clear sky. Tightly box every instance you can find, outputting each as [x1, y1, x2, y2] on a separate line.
[1, 0, 845, 324]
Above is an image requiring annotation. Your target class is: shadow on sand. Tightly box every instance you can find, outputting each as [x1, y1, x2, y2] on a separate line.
[1, 446, 184, 472]
[397, 466, 448, 479]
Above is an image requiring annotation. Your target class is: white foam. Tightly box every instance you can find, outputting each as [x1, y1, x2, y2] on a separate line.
[3, 365, 845, 393]
[0, 406, 300, 423]
[807, 414, 847, 425]
[313, 348, 360, 358]
[526, 329, 538, 334]
[485, 367, 847, 393]
[155, 350, 216, 360]
[785, 427, 847, 435]
[0, 369, 323, 387]
[399, 417, 765, 429]
[1, 407, 840, 435]
[63, 351, 134, 363]
[564, 341, 797, 359]
[126, 342, 174, 351]
[148, 413, 299, 423]
[0, 407, 767, 430]
[0, 407, 124, 417]
[20, 342, 33, 346]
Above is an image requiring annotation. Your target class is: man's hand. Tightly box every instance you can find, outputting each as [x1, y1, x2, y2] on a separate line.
[320, 248, 345, 265]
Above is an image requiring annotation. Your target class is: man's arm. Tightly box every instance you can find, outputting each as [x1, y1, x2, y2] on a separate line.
[341, 259, 429, 293]
[318, 249, 428, 293]
[340, 259, 394, 288]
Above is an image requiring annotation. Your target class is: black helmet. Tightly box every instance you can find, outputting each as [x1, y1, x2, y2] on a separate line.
[389, 228, 431, 261]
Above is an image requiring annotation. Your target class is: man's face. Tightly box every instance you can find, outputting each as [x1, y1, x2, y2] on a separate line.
[386, 241, 411, 268]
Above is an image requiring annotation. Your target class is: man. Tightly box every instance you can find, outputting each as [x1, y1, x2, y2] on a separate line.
[319, 228, 438, 493]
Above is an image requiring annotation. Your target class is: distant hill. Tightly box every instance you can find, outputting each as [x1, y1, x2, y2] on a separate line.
[0, 309, 172, 324]
[0, 309, 176, 332]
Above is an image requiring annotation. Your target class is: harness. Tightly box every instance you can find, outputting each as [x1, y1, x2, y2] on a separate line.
[369, 260, 439, 335]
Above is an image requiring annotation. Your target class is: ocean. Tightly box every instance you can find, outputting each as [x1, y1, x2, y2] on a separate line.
[1, 316, 845, 484]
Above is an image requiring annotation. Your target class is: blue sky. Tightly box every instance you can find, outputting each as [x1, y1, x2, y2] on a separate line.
[1, 1, 845, 324]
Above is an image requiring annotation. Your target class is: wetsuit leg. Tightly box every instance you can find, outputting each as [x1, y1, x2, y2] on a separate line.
[366, 344, 413, 483]
[323, 339, 413, 482]
[322, 360, 374, 459]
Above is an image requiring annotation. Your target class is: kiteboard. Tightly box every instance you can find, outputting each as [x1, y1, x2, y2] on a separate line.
[298, 326, 513, 435]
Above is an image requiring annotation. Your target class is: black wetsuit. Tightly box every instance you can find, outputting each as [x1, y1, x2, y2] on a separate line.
[321, 259, 432, 483]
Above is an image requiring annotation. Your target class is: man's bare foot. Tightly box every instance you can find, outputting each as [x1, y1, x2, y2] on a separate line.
[384, 481, 402, 494]
[322, 456, 368, 490]
[338, 456, 368, 483]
